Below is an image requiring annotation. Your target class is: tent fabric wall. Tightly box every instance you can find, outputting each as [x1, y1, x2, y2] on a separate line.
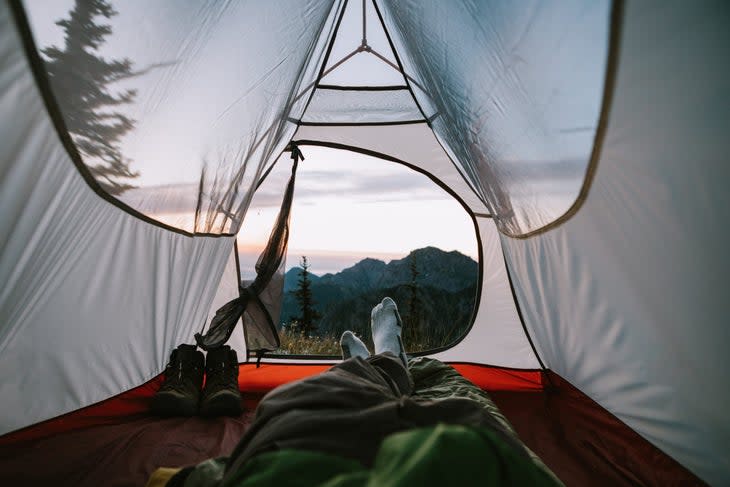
[377, 0, 610, 236]
[502, 1, 730, 484]
[491, 372, 706, 486]
[0, 2, 234, 435]
[301, 87, 423, 124]
[1, 0, 728, 484]
[434, 217, 539, 369]
[203, 245, 247, 358]
[21, 0, 342, 235]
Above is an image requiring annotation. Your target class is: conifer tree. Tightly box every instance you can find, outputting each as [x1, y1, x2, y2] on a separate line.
[294, 256, 320, 335]
[42, 0, 139, 194]
[406, 252, 421, 339]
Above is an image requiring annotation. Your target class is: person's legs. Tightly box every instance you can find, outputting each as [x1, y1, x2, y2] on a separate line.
[224, 357, 414, 472]
[224, 299, 413, 473]
[336, 297, 413, 395]
[334, 352, 413, 398]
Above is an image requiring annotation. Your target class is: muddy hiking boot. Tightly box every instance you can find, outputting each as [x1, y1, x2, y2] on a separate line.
[200, 345, 242, 417]
[151, 344, 204, 416]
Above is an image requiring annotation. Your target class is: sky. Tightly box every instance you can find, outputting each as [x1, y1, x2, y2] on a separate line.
[237, 146, 478, 278]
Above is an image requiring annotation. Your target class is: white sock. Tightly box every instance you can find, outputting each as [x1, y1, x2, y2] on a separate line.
[340, 331, 370, 360]
[371, 297, 407, 366]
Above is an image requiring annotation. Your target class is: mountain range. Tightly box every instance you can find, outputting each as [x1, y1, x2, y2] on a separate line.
[280, 247, 478, 350]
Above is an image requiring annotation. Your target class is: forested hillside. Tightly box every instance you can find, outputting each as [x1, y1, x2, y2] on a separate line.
[280, 247, 478, 352]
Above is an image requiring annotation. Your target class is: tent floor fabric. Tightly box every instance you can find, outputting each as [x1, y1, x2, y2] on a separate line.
[0, 365, 703, 487]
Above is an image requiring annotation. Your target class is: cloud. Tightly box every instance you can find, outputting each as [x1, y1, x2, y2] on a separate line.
[115, 155, 586, 218]
[250, 166, 446, 209]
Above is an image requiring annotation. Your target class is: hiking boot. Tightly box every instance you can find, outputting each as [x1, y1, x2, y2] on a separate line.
[200, 345, 243, 417]
[151, 344, 204, 416]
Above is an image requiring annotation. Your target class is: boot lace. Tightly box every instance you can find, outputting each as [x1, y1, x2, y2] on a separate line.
[206, 361, 236, 390]
[160, 358, 199, 393]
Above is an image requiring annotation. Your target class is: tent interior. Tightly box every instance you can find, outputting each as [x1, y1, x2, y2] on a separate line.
[1, 0, 728, 485]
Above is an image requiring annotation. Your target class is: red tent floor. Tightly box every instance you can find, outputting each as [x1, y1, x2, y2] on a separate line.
[0, 364, 704, 486]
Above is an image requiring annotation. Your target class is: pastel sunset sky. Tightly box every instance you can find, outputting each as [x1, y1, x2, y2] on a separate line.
[237, 146, 478, 278]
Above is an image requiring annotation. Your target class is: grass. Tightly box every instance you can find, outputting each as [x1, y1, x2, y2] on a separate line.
[274, 320, 458, 356]
[276, 326, 342, 356]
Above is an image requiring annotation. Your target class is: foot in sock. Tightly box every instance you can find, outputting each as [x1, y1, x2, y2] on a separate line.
[371, 297, 408, 366]
[340, 331, 370, 360]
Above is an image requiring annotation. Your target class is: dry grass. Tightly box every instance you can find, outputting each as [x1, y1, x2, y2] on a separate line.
[276, 323, 451, 356]
[276, 326, 342, 356]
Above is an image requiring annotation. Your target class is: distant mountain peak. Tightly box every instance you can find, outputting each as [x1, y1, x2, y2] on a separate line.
[346, 257, 387, 270]
[279, 247, 478, 345]
[283, 266, 320, 293]
[284, 247, 476, 300]
[381, 247, 477, 293]
[407, 246, 468, 258]
[317, 257, 387, 291]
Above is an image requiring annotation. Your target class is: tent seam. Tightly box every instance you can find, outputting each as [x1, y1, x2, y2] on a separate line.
[370, 0, 490, 212]
[295, 0, 351, 128]
[316, 84, 409, 91]
[500, 249, 553, 385]
[299, 119, 426, 127]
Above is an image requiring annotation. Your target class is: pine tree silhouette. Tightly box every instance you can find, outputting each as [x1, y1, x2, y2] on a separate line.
[405, 253, 422, 343]
[42, 0, 139, 195]
[294, 256, 320, 336]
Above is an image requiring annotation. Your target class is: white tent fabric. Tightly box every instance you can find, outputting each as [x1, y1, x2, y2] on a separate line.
[503, 1, 730, 483]
[204, 246, 247, 358]
[301, 87, 423, 124]
[434, 217, 538, 369]
[1, 0, 729, 484]
[378, 0, 610, 236]
[22, 0, 341, 234]
[318, 0, 403, 87]
[0, 3, 235, 433]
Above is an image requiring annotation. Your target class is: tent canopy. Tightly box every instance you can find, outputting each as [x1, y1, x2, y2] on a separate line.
[1, 0, 728, 485]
